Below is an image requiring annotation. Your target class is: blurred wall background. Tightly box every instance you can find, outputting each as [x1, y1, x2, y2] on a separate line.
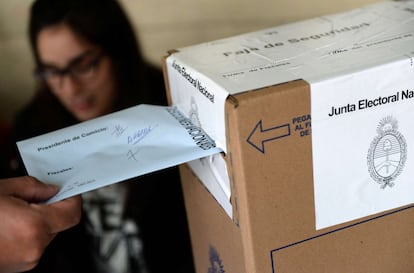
[0, 0, 381, 123]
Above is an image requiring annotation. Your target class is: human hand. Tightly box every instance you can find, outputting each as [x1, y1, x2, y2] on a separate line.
[0, 176, 81, 273]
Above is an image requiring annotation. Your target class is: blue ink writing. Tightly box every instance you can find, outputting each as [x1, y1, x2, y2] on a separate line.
[127, 125, 156, 145]
[112, 124, 128, 137]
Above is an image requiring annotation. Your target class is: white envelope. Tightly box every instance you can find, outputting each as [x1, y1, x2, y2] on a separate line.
[17, 104, 222, 203]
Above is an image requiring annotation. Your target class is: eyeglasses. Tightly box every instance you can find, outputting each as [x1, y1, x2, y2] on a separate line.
[34, 51, 105, 87]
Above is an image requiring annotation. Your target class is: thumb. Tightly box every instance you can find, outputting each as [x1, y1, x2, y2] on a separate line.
[31, 195, 82, 234]
[0, 176, 59, 202]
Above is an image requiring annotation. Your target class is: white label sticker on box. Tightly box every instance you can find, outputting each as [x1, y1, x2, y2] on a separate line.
[311, 59, 414, 229]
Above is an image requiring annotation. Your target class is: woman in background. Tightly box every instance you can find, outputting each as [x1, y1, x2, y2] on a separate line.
[6, 0, 195, 272]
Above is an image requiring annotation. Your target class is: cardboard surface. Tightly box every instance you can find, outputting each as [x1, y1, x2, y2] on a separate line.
[223, 80, 315, 273]
[180, 165, 246, 273]
[180, 165, 414, 273]
[164, 0, 414, 227]
[175, 79, 414, 272]
[162, 1, 414, 272]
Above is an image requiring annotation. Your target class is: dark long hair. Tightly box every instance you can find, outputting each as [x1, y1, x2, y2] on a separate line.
[27, 0, 157, 129]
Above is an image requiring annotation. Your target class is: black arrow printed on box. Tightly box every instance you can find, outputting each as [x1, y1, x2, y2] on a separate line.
[246, 120, 291, 153]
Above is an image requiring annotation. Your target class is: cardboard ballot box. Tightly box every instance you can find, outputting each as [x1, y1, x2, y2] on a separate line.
[162, 1, 414, 272]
